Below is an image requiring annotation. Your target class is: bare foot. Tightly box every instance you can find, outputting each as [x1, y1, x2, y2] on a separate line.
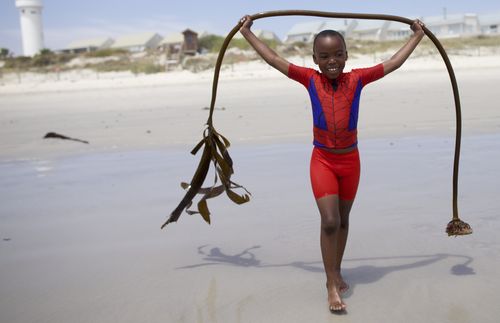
[338, 274, 349, 294]
[326, 281, 346, 313]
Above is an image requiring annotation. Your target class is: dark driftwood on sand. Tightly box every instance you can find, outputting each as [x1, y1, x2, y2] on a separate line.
[43, 132, 89, 144]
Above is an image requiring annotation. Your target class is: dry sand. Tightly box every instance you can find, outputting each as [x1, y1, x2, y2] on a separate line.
[1, 54, 500, 323]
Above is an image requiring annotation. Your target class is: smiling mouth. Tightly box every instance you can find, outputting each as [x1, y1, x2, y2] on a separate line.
[327, 66, 339, 73]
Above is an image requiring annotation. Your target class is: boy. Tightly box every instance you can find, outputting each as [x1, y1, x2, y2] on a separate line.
[239, 15, 425, 312]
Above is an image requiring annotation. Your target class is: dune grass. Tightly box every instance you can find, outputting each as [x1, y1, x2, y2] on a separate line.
[1, 35, 498, 74]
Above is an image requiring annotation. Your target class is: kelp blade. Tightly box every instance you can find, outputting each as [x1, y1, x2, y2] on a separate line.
[162, 126, 250, 228]
[161, 141, 212, 228]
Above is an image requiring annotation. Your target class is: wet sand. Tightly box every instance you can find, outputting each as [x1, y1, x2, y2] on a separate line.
[1, 136, 500, 322]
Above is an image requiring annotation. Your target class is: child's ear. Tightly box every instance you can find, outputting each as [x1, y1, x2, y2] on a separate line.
[345, 51, 349, 61]
[312, 53, 318, 65]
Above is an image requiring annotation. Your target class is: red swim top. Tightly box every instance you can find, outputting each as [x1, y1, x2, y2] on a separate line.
[288, 63, 384, 149]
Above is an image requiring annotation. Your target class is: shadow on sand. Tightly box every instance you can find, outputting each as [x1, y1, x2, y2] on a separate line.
[176, 245, 474, 294]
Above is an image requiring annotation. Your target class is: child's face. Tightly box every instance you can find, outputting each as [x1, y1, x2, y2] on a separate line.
[313, 35, 348, 80]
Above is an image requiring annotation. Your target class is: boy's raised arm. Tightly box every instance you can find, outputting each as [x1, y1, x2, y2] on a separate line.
[239, 15, 290, 76]
[382, 19, 425, 76]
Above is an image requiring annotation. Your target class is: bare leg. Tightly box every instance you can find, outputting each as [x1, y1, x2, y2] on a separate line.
[316, 194, 346, 311]
[336, 199, 354, 293]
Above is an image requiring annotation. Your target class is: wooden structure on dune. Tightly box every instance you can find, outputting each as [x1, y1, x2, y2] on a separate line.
[159, 29, 199, 65]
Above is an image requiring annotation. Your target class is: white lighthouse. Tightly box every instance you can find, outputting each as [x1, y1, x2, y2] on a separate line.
[15, 0, 45, 56]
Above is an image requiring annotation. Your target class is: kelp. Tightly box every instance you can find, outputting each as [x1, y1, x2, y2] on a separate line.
[161, 10, 472, 236]
[160, 126, 250, 228]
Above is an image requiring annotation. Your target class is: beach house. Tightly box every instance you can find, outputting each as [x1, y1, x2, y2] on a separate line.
[110, 32, 163, 52]
[479, 12, 500, 35]
[60, 37, 114, 54]
[283, 21, 325, 43]
[423, 13, 480, 38]
[350, 20, 391, 41]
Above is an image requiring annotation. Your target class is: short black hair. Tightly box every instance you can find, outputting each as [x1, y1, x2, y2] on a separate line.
[313, 30, 347, 52]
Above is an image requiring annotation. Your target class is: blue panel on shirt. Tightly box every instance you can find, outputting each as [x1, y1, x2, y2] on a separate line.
[308, 78, 328, 130]
[348, 80, 363, 131]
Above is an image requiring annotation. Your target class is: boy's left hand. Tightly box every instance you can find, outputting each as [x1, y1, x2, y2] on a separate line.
[411, 19, 425, 35]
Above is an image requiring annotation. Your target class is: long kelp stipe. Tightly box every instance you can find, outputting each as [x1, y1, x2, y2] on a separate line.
[161, 10, 472, 236]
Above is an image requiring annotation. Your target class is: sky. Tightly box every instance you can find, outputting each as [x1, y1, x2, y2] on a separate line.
[1, 0, 499, 55]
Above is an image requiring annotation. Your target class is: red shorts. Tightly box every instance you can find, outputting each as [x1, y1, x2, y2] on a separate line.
[310, 147, 361, 200]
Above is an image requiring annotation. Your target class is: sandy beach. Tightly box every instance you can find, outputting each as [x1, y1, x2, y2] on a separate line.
[1, 53, 500, 322]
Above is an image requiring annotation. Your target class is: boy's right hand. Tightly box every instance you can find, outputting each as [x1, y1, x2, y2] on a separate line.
[236, 14, 290, 76]
[239, 15, 253, 31]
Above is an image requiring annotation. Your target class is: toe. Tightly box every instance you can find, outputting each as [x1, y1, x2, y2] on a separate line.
[329, 302, 346, 312]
